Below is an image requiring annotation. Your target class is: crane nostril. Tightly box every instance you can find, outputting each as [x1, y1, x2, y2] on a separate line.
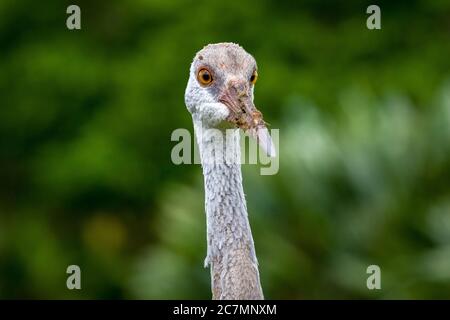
[230, 83, 247, 97]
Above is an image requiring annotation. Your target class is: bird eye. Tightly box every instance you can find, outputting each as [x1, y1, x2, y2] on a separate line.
[250, 70, 258, 84]
[197, 68, 213, 86]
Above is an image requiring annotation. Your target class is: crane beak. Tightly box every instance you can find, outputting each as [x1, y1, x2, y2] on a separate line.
[219, 82, 276, 157]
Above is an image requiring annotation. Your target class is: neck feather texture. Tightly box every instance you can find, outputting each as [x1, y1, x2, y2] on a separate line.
[194, 120, 264, 300]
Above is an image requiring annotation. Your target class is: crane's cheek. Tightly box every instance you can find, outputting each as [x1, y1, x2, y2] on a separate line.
[216, 102, 231, 121]
[197, 102, 230, 126]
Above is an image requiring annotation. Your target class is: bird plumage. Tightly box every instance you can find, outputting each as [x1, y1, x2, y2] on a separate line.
[185, 43, 273, 299]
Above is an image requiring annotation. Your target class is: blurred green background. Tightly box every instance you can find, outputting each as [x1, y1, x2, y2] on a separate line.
[1, 0, 450, 299]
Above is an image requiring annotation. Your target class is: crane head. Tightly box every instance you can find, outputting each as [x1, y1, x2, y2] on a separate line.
[185, 43, 276, 157]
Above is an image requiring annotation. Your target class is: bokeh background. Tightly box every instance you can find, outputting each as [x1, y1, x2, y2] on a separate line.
[1, 0, 450, 299]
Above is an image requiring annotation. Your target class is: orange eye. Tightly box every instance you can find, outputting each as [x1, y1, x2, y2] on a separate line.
[197, 68, 213, 86]
[250, 70, 258, 84]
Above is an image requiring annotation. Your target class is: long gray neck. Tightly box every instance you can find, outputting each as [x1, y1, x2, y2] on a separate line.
[193, 120, 264, 300]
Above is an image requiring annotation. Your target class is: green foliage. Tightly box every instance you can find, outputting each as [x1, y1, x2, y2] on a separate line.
[0, 0, 449, 298]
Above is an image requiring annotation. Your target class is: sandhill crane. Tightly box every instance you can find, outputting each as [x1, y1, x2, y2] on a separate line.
[184, 43, 275, 299]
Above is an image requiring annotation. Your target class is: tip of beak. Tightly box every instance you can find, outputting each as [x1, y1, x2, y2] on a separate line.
[267, 145, 277, 158]
[252, 126, 276, 158]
